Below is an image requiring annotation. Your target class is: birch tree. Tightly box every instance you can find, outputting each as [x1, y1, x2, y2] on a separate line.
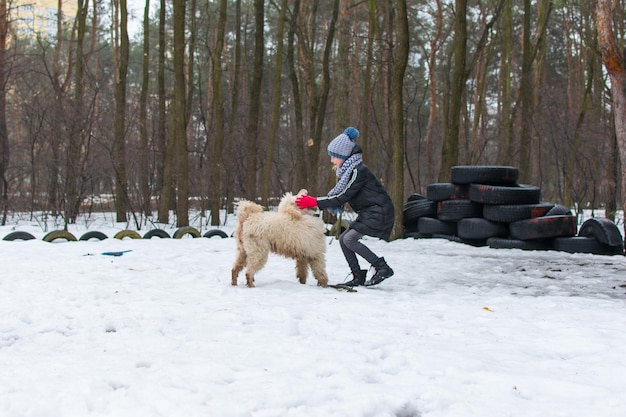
[597, 0, 626, 247]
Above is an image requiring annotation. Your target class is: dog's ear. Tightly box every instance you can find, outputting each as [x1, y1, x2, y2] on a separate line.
[296, 189, 308, 197]
[278, 193, 305, 220]
[284, 205, 303, 220]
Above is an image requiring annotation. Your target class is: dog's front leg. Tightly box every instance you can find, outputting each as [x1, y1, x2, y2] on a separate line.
[245, 272, 255, 287]
[308, 256, 328, 288]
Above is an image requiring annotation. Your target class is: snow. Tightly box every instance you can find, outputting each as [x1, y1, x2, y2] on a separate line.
[1, 215, 626, 417]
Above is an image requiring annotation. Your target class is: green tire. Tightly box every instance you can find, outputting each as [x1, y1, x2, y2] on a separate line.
[43, 230, 78, 243]
[114, 230, 142, 240]
[173, 226, 201, 239]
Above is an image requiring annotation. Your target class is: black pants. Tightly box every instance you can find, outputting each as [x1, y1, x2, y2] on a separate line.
[339, 228, 379, 272]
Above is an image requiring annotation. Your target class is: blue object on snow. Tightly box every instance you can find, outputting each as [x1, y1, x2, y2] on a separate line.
[101, 250, 133, 257]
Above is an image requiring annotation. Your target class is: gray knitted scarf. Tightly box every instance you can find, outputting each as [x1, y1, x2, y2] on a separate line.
[326, 153, 362, 215]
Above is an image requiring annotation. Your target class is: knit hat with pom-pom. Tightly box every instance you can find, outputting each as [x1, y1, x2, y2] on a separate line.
[327, 127, 359, 159]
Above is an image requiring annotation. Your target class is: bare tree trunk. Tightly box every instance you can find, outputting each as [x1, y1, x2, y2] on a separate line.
[185, 0, 196, 219]
[0, 0, 8, 224]
[606, 126, 618, 221]
[157, 0, 170, 223]
[597, 0, 626, 249]
[172, 0, 189, 226]
[469, 27, 490, 164]
[390, 0, 409, 240]
[517, 0, 534, 183]
[532, 0, 551, 185]
[223, 0, 242, 214]
[261, 0, 288, 206]
[65, 0, 89, 225]
[287, 0, 306, 189]
[47, 0, 77, 216]
[139, 0, 151, 217]
[245, 0, 265, 201]
[307, 0, 339, 193]
[424, 0, 443, 184]
[518, 0, 552, 184]
[360, 0, 377, 159]
[439, 0, 466, 181]
[565, 50, 594, 208]
[210, 0, 227, 226]
[186, 0, 196, 128]
[113, 0, 130, 223]
[334, 5, 350, 128]
[498, 0, 513, 165]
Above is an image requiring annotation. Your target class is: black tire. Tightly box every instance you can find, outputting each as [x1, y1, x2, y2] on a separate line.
[553, 236, 624, 255]
[469, 184, 541, 205]
[418, 217, 457, 235]
[546, 204, 572, 216]
[483, 202, 554, 223]
[403, 222, 420, 234]
[79, 231, 108, 241]
[426, 183, 470, 202]
[203, 229, 228, 238]
[114, 230, 142, 240]
[173, 226, 201, 239]
[457, 218, 508, 240]
[450, 165, 519, 185]
[432, 233, 463, 243]
[402, 214, 418, 227]
[487, 237, 553, 251]
[509, 215, 577, 241]
[407, 193, 427, 202]
[462, 239, 488, 247]
[403, 199, 437, 221]
[577, 217, 624, 247]
[432, 233, 486, 247]
[42, 230, 77, 242]
[143, 229, 171, 239]
[437, 199, 483, 221]
[405, 232, 430, 239]
[3, 231, 36, 241]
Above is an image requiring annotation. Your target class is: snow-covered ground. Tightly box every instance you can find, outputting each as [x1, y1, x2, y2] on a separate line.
[1, 212, 626, 417]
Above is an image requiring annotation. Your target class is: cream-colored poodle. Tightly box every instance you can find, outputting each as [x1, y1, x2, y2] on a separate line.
[231, 190, 328, 288]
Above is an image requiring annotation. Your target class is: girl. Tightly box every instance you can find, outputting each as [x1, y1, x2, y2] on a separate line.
[296, 127, 395, 287]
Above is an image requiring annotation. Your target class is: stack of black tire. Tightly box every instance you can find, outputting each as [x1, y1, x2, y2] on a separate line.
[403, 166, 624, 256]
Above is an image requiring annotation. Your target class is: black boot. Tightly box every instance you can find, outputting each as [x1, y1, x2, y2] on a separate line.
[365, 257, 394, 286]
[342, 269, 367, 287]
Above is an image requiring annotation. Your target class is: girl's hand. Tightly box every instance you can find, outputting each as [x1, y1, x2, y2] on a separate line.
[296, 195, 318, 209]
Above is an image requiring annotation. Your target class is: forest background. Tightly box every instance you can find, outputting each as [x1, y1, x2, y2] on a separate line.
[0, 0, 625, 241]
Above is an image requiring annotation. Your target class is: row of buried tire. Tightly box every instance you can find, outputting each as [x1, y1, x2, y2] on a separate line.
[2, 227, 229, 242]
[403, 166, 625, 256]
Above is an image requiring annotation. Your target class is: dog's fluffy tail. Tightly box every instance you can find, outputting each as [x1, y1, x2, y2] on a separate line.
[236, 201, 264, 223]
[235, 201, 264, 243]
[237, 201, 263, 232]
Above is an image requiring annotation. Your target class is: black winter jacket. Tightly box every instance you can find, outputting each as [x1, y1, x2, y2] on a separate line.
[317, 151, 394, 241]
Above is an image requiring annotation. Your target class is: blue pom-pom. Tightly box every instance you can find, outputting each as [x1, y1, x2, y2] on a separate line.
[344, 127, 359, 141]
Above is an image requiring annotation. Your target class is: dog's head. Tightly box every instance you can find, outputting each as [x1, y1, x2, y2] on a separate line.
[278, 189, 316, 219]
[295, 189, 319, 216]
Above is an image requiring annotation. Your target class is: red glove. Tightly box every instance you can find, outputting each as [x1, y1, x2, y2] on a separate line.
[296, 195, 318, 209]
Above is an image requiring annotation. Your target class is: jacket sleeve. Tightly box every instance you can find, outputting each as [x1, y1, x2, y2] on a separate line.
[316, 168, 362, 210]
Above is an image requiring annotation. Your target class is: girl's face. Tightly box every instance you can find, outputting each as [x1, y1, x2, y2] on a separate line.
[330, 156, 345, 169]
